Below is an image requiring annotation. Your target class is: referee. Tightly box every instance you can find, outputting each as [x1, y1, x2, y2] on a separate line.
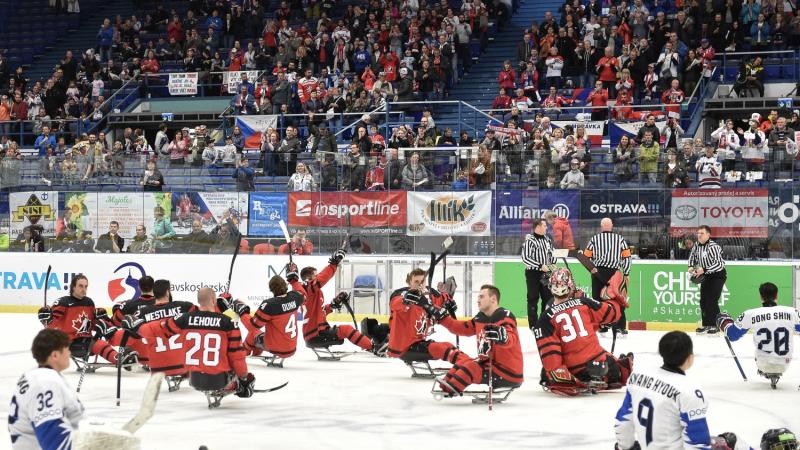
[584, 218, 632, 334]
[687, 225, 726, 334]
[522, 218, 555, 328]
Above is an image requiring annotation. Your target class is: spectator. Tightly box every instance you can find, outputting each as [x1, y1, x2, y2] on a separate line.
[96, 18, 114, 62]
[544, 47, 565, 88]
[95, 221, 124, 253]
[612, 135, 636, 182]
[679, 140, 699, 169]
[141, 160, 164, 191]
[661, 79, 685, 119]
[750, 13, 771, 51]
[586, 80, 609, 121]
[288, 161, 315, 191]
[497, 60, 516, 91]
[61, 150, 78, 183]
[733, 57, 764, 97]
[575, 40, 599, 88]
[230, 85, 256, 115]
[232, 157, 255, 191]
[768, 116, 796, 172]
[278, 229, 314, 255]
[151, 206, 176, 251]
[642, 63, 660, 101]
[664, 149, 690, 187]
[217, 136, 236, 168]
[18, 225, 45, 252]
[319, 153, 338, 191]
[34, 126, 57, 157]
[710, 119, 740, 172]
[545, 211, 575, 250]
[469, 144, 495, 188]
[401, 152, 431, 190]
[259, 130, 280, 176]
[638, 130, 660, 183]
[636, 114, 661, 143]
[342, 142, 367, 191]
[270, 72, 291, 114]
[364, 156, 386, 191]
[383, 147, 403, 190]
[168, 131, 188, 166]
[741, 118, 767, 172]
[560, 158, 584, 189]
[127, 224, 151, 253]
[696, 144, 723, 188]
[276, 125, 302, 175]
[661, 116, 685, 151]
[596, 46, 620, 94]
[38, 146, 56, 186]
[181, 220, 212, 254]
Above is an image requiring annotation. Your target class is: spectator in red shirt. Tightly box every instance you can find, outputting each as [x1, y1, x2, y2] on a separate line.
[378, 51, 399, 82]
[596, 47, 620, 96]
[492, 88, 512, 113]
[497, 60, 516, 90]
[10, 91, 28, 124]
[661, 78, 684, 118]
[141, 51, 160, 75]
[167, 15, 183, 42]
[278, 229, 314, 255]
[541, 86, 572, 110]
[613, 89, 634, 121]
[586, 80, 609, 121]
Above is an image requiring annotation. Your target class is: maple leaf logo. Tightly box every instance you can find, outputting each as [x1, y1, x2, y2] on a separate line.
[72, 312, 90, 334]
[414, 315, 429, 337]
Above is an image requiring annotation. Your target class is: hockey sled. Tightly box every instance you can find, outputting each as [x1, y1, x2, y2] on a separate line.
[248, 353, 285, 368]
[189, 372, 289, 409]
[166, 374, 187, 392]
[431, 378, 520, 404]
[72, 351, 139, 374]
[401, 351, 449, 379]
[758, 371, 782, 389]
[306, 338, 358, 361]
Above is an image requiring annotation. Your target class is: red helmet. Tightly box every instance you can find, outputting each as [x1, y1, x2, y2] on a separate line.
[549, 268, 575, 297]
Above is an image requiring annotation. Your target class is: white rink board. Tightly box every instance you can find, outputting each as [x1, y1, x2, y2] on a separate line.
[0, 253, 332, 309]
[0, 314, 798, 449]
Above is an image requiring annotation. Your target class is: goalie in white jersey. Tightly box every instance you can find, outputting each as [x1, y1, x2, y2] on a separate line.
[717, 282, 800, 385]
[614, 331, 712, 450]
[8, 329, 85, 450]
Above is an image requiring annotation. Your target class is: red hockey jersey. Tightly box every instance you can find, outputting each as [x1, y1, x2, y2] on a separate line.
[48, 295, 97, 341]
[387, 287, 446, 357]
[300, 264, 337, 341]
[242, 282, 306, 358]
[136, 301, 197, 375]
[111, 294, 156, 326]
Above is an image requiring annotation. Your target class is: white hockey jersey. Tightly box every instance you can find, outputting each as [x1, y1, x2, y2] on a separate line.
[614, 366, 711, 450]
[8, 367, 84, 450]
[726, 305, 800, 366]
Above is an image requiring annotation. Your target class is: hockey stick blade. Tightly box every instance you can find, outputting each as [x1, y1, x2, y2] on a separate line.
[43, 265, 52, 308]
[254, 381, 289, 393]
[227, 233, 242, 292]
[123, 372, 165, 434]
[278, 219, 293, 264]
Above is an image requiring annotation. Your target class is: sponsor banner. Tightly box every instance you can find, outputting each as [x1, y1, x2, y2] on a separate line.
[580, 189, 666, 220]
[0, 196, 9, 250]
[494, 190, 579, 237]
[495, 261, 793, 323]
[769, 186, 800, 231]
[60, 193, 172, 240]
[0, 254, 331, 309]
[9, 191, 58, 237]
[553, 120, 604, 146]
[288, 191, 406, 235]
[248, 192, 289, 237]
[168, 72, 198, 95]
[235, 115, 279, 149]
[609, 119, 667, 147]
[407, 191, 492, 236]
[670, 189, 768, 238]
[170, 192, 248, 236]
[223, 70, 259, 94]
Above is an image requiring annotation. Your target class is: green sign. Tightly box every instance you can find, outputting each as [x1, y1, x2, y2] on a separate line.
[495, 262, 793, 324]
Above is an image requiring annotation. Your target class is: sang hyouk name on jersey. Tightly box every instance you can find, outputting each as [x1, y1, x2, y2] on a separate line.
[627, 373, 681, 401]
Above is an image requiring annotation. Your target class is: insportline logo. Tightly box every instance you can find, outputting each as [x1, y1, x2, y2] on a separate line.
[295, 199, 400, 218]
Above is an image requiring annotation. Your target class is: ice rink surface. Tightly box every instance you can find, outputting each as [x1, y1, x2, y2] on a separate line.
[1, 313, 798, 450]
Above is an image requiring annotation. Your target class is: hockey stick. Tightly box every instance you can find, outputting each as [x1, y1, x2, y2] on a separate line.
[42, 265, 52, 308]
[279, 219, 292, 266]
[723, 335, 748, 381]
[487, 350, 494, 411]
[254, 381, 289, 393]
[426, 237, 454, 287]
[227, 232, 243, 293]
[76, 351, 91, 393]
[116, 332, 130, 406]
[441, 238, 459, 348]
[123, 372, 165, 434]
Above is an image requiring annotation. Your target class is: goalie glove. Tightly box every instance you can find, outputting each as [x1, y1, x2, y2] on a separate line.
[121, 314, 145, 338]
[37, 306, 52, 325]
[331, 292, 350, 310]
[483, 324, 508, 344]
[286, 263, 299, 283]
[328, 249, 346, 266]
[236, 373, 255, 398]
[716, 312, 734, 333]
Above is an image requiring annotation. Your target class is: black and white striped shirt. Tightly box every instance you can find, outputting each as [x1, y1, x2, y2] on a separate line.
[521, 233, 555, 270]
[585, 231, 632, 275]
[688, 240, 725, 273]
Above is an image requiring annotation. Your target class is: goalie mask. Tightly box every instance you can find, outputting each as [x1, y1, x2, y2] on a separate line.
[548, 268, 575, 297]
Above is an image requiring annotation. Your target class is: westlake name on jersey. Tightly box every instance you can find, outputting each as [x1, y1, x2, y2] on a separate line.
[138, 301, 197, 374]
[615, 366, 711, 450]
[729, 305, 800, 366]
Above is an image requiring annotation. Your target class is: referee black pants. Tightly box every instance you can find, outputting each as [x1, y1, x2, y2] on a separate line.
[591, 267, 626, 331]
[700, 270, 727, 327]
[525, 269, 553, 328]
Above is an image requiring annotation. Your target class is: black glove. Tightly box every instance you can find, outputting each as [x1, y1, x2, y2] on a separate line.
[232, 300, 250, 317]
[443, 298, 457, 317]
[614, 442, 641, 450]
[37, 306, 52, 325]
[94, 319, 117, 340]
[328, 249, 346, 265]
[112, 301, 125, 316]
[483, 324, 508, 344]
[94, 307, 109, 321]
[716, 312, 734, 333]
[236, 373, 255, 398]
[402, 289, 426, 306]
[286, 263, 299, 282]
[121, 314, 145, 338]
[216, 293, 233, 312]
[332, 291, 349, 310]
[422, 303, 448, 322]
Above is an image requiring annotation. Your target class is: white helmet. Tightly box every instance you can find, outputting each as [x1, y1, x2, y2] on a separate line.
[548, 268, 575, 297]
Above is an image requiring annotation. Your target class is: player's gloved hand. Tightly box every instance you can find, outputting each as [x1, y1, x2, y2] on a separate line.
[121, 314, 145, 338]
[443, 298, 457, 317]
[548, 367, 578, 385]
[37, 306, 52, 325]
[614, 442, 641, 450]
[216, 293, 233, 312]
[112, 301, 125, 316]
[286, 263, 299, 282]
[715, 312, 734, 333]
[232, 300, 250, 317]
[94, 307, 109, 321]
[422, 303, 448, 322]
[545, 367, 586, 396]
[402, 289, 426, 306]
[331, 292, 350, 310]
[236, 373, 255, 398]
[483, 324, 508, 344]
[93, 319, 117, 339]
[711, 432, 739, 450]
[328, 249, 346, 266]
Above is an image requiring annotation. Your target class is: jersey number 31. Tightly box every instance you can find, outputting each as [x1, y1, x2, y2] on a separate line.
[555, 310, 589, 343]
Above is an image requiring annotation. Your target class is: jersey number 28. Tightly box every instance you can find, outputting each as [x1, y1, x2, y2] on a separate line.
[185, 332, 221, 366]
[554, 309, 589, 343]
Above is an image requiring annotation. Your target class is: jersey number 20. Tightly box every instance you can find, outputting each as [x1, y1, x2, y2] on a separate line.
[554, 309, 589, 343]
[185, 332, 221, 366]
[756, 327, 790, 356]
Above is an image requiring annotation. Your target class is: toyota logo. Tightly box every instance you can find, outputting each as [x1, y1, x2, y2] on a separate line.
[675, 205, 697, 220]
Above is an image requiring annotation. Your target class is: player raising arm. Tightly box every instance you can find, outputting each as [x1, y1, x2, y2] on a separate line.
[717, 282, 800, 387]
[8, 329, 85, 450]
[534, 268, 633, 396]
[614, 331, 711, 450]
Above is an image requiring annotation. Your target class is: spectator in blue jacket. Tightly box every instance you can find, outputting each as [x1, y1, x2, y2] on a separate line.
[232, 157, 255, 191]
[230, 85, 256, 115]
[353, 41, 371, 75]
[204, 10, 223, 37]
[750, 14, 771, 51]
[96, 18, 113, 62]
[34, 126, 57, 156]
